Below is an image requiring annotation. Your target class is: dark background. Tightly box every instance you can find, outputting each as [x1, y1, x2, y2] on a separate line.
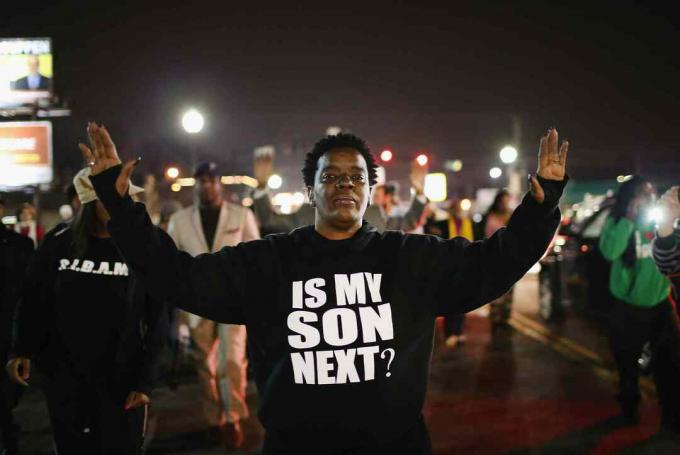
[4, 1, 680, 192]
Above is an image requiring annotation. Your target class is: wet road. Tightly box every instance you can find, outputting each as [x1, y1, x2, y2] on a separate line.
[10, 274, 680, 454]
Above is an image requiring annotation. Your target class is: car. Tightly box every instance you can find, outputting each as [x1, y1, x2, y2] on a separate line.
[538, 196, 615, 322]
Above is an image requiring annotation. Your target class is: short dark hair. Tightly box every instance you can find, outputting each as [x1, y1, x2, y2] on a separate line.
[302, 133, 378, 187]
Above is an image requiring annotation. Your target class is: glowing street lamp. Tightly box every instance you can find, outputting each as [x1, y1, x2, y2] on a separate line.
[380, 150, 393, 162]
[268, 174, 283, 190]
[489, 167, 502, 179]
[182, 109, 204, 134]
[416, 154, 429, 167]
[165, 166, 180, 179]
[499, 146, 518, 164]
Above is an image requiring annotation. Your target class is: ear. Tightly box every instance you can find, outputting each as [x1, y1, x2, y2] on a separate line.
[306, 186, 315, 207]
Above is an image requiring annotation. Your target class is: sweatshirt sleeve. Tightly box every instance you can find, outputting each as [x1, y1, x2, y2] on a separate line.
[653, 229, 680, 275]
[131, 290, 169, 396]
[90, 165, 260, 324]
[427, 176, 565, 316]
[598, 217, 635, 261]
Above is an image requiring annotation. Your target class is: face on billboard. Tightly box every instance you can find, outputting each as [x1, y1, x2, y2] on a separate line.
[0, 38, 53, 107]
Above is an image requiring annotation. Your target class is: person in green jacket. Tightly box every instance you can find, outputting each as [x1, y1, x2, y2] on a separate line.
[599, 175, 680, 431]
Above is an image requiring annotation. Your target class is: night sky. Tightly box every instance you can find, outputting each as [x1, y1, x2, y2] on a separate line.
[5, 1, 680, 192]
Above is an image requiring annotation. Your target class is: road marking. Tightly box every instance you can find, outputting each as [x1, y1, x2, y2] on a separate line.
[509, 312, 656, 399]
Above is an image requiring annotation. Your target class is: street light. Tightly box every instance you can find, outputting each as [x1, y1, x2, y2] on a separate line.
[416, 154, 428, 166]
[268, 174, 283, 190]
[489, 167, 502, 179]
[380, 150, 393, 162]
[165, 166, 180, 179]
[182, 109, 204, 134]
[499, 146, 518, 164]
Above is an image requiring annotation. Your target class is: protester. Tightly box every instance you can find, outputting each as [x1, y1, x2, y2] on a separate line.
[6, 167, 168, 455]
[425, 198, 475, 348]
[166, 161, 259, 449]
[599, 177, 680, 430]
[82, 123, 566, 454]
[13, 203, 44, 247]
[0, 196, 34, 455]
[481, 189, 515, 331]
[252, 151, 428, 234]
[652, 186, 680, 311]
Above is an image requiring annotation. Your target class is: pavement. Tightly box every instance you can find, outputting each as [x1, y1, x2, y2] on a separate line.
[10, 274, 680, 454]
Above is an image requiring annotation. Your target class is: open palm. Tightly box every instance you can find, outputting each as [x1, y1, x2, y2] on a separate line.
[537, 128, 568, 181]
[78, 122, 138, 197]
[529, 128, 568, 203]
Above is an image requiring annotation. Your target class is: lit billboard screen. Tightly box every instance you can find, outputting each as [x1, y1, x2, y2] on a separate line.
[0, 38, 53, 107]
[0, 121, 53, 187]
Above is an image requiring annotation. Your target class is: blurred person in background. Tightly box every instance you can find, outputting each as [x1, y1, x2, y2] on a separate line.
[425, 198, 475, 348]
[482, 189, 514, 331]
[252, 150, 428, 234]
[13, 203, 44, 247]
[6, 167, 168, 454]
[166, 161, 259, 450]
[653, 186, 680, 309]
[0, 196, 33, 455]
[599, 176, 680, 431]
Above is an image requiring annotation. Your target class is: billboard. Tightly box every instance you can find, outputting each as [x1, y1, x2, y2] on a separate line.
[0, 121, 53, 187]
[0, 38, 53, 107]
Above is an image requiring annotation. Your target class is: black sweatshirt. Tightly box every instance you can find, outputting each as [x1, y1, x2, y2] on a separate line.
[13, 226, 168, 395]
[92, 166, 564, 454]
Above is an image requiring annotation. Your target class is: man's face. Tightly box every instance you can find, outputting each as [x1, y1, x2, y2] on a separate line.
[371, 185, 386, 206]
[308, 148, 370, 227]
[27, 56, 39, 75]
[196, 175, 222, 206]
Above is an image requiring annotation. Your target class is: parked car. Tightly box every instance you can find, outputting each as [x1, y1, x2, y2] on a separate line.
[538, 196, 615, 321]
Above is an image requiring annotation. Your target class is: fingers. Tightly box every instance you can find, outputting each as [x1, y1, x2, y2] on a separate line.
[98, 125, 118, 159]
[547, 128, 558, 155]
[120, 158, 139, 181]
[6, 360, 29, 386]
[559, 140, 569, 165]
[124, 392, 150, 410]
[87, 122, 105, 160]
[21, 359, 30, 381]
[124, 393, 136, 410]
[79, 143, 94, 166]
[538, 133, 549, 170]
[116, 158, 140, 197]
[529, 174, 545, 204]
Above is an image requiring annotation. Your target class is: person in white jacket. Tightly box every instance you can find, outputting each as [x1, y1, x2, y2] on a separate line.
[167, 161, 260, 449]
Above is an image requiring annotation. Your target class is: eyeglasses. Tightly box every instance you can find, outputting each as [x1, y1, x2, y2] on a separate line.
[320, 172, 367, 184]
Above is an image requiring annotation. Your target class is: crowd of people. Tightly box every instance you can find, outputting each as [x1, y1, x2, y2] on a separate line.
[0, 122, 678, 455]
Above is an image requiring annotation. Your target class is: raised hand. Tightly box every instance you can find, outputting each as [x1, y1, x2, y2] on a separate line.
[78, 122, 139, 197]
[6, 357, 31, 386]
[410, 158, 428, 196]
[530, 127, 569, 203]
[657, 186, 680, 237]
[254, 153, 274, 189]
[124, 391, 151, 410]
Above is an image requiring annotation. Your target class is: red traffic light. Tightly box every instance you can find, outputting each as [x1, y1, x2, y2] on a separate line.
[380, 149, 393, 162]
[416, 154, 428, 166]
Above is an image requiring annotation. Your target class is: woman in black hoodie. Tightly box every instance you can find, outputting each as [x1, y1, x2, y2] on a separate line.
[6, 167, 167, 455]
